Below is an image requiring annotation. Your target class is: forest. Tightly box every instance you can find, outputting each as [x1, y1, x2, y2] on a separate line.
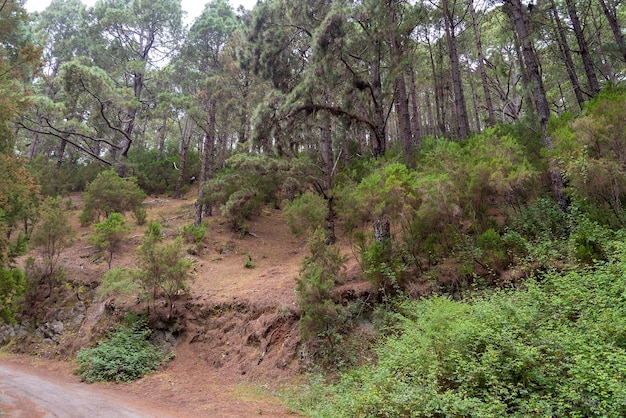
[1, 0, 626, 416]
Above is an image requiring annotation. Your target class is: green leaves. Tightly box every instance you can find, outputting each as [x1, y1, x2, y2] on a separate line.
[80, 170, 146, 226]
[76, 314, 168, 383]
[303, 253, 626, 417]
[88, 212, 130, 269]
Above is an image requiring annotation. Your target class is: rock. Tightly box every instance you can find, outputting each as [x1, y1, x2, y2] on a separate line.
[51, 320, 65, 335]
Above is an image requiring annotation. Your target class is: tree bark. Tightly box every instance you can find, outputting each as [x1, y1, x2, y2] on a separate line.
[470, 0, 496, 127]
[598, 0, 626, 62]
[157, 115, 167, 160]
[319, 117, 336, 244]
[55, 137, 67, 170]
[564, 0, 600, 97]
[469, 72, 482, 133]
[390, 5, 413, 161]
[550, 0, 585, 109]
[408, 66, 423, 147]
[370, 39, 387, 157]
[174, 115, 192, 199]
[194, 97, 216, 227]
[394, 75, 413, 160]
[442, 0, 470, 140]
[505, 0, 567, 209]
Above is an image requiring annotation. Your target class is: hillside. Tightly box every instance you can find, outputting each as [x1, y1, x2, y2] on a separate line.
[0, 187, 365, 416]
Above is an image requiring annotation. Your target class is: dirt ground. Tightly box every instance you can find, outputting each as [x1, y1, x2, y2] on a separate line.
[2, 188, 366, 416]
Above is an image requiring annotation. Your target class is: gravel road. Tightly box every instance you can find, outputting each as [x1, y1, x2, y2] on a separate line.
[0, 363, 175, 418]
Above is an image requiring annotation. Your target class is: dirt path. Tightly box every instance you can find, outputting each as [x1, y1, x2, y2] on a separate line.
[0, 361, 178, 417]
[0, 354, 298, 418]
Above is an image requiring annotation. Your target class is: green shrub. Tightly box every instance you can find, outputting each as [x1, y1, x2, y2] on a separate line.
[134, 225, 191, 315]
[88, 213, 130, 269]
[76, 314, 168, 383]
[30, 155, 103, 196]
[80, 170, 146, 226]
[0, 268, 25, 323]
[284, 193, 328, 236]
[97, 267, 139, 299]
[181, 222, 206, 244]
[298, 249, 626, 417]
[569, 216, 611, 264]
[553, 86, 626, 226]
[127, 147, 200, 196]
[244, 255, 255, 269]
[203, 153, 300, 231]
[296, 229, 348, 367]
[475, 228, 508, 271]
[132, 205, 147, 225]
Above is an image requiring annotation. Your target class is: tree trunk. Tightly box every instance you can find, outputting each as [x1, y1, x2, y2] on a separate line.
[505, 0, 567, 209]
[598, 0, 626, 62]
[319, 117, 336, 244]
[194, 97, 216, 227]
[550, 0, 585, 109]
[394, 75, 413, 161]
[370, 40, 387, 157]
[409, 66, 423, 148]
[157, 115, 167, 160]
[442, 0, 470, 140]
[55, 137, 67, 170]
[174, 115, 192, 199]
[425, 90, 435, 137]
[390, 7, 413, 161]
[470, 0, 496, 127]
[564, 0, 600, 97]
[469, 72, 482, 134]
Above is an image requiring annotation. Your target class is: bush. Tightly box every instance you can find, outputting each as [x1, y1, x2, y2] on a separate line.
[298, 250, 626, 417]
[553, 86, 626, 226]
[97, 267, 139, 299]
[134, 223, 191, 316]
[88, 213, 130, 269]
[29, 155, 103, 196]
[284, 193, 328, 236]
[0, 268, 25, 323]
[80, 170, 146, 226]
[203, 153, 295, 231]
[181, 222, 206, 244]
[296, 229, 349, 367]
[76, 314, 168, 383]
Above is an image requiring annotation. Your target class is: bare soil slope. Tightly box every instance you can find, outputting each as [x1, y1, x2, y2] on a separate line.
[3, 188, 366, 416]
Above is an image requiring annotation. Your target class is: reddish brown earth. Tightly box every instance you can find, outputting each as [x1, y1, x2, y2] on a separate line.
[2, 189, 370, 417]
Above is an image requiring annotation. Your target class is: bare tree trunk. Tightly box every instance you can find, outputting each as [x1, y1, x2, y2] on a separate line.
[370, 40, 387, 157]
[195, 98, 216, 227]
[550, 0, 585, 109]
[506, 0, 567, 210]
[470, 0, 496, 127]
[469, 72, 482, 134]
[409, 66, 423, 147]
[320, 116, 336, 244]
[174, 115, 192, 199]
[442, 0, 470, 139]
[598, 0, 626, 62]
[390, 5, 413, 161]
[157, 115, 167, 160]
[394, 75, 413, 160]
[426, 32, 443, 137]
[55, 137, 67, 170]
[425, 90, 435, 137]
[564, 0, 600, 97]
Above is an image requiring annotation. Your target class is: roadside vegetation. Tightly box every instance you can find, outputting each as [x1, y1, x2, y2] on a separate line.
[1, 0, 626, 409]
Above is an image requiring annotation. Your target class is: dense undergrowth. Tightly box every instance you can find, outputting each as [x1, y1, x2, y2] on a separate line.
[76, 313, 172, 383]
[3, 87, 626, 399]
[290, 247, 626, 416]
